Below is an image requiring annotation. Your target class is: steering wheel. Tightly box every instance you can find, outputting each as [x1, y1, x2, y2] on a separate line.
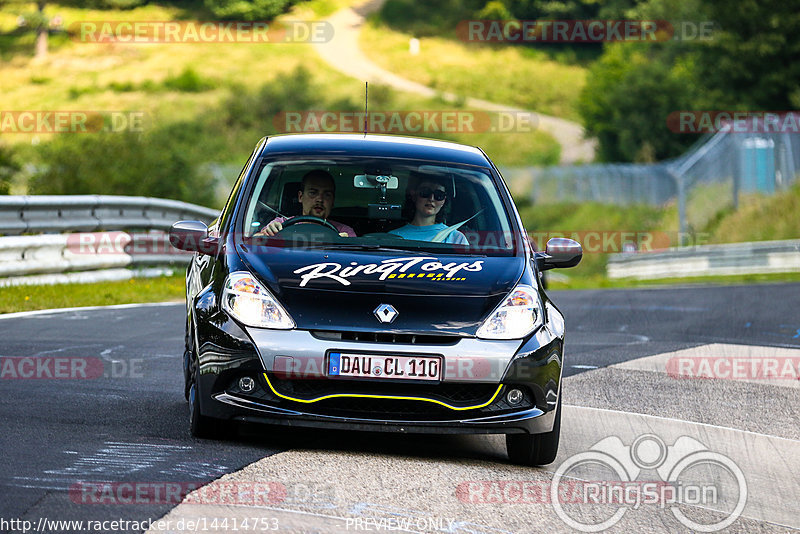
[281, 215, 339, 233]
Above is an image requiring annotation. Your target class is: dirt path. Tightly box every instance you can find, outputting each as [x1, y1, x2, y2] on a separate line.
[312, 0, 596, 163]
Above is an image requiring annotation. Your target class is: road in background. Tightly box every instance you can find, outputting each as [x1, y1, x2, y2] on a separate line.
[1, 284, 798, 532]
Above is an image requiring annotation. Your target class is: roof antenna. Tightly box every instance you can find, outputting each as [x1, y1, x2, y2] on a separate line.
[363, 81, 368, 137]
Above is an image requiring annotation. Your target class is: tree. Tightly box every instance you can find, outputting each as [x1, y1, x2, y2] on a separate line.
[203, 0, 299, 21]
[0, 144, 19, 195]
[579, 0, 799, 162]
[694, 0, 800, 110]
[579, 43, 702, 162]
[0, 0, 50, 58]
[578, 0, 712, 161]
[0, 0, 145, 58]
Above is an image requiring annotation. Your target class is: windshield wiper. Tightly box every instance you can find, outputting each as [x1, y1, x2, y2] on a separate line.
[305, 243, 436, 255]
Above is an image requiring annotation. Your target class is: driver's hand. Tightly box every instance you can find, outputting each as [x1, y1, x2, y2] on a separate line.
[339, 232, 349, 238]
[256, 220, 283, 237]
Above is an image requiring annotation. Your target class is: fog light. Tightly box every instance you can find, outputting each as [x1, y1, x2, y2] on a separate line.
[506, 388, 524, 405]
[239, 376, 255, 393]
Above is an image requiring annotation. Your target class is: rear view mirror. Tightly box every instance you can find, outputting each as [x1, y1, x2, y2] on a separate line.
[169, 220, 218, 255]
[354, 174, 399, 189]
[541, 238, 582, 270]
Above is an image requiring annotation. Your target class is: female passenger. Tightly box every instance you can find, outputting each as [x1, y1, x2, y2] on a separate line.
[389, 172, 468, 245]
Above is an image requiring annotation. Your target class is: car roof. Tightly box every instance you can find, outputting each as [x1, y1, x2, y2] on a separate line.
[260, 134, 492, 167]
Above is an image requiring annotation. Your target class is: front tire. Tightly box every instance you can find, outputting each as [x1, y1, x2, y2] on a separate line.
[506, 394, 561, 466]
[183, 315, 193, 401]
[188, 353, 229, 439]
[183, 348, 192, 402]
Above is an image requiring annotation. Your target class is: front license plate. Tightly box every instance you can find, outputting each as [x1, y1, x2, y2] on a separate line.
[328, 352, 441, 381]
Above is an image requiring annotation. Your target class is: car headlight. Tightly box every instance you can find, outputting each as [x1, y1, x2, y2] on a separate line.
[476, 284, 543, 339]
[221, 272, 295, 329]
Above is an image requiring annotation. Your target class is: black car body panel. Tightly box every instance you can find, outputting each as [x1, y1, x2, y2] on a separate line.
[236, 246, 524, 333]
[177, 134, 578, 444]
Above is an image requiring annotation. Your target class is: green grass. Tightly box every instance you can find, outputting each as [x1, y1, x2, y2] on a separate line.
[0, 1, 559, 174]
[548, 271, 800, 291]
[0, 275, 184, 314]
[359, 14, 588, 122]
[0, 3, 338, 138]
[520, 181, 800, 289]
[290, 0, 356, 18]
[707, 183, 800, 243]
[519, 199, 669, 282]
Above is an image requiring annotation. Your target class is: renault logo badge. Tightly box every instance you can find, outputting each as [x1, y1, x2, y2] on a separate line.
[373, 304, 398, 324]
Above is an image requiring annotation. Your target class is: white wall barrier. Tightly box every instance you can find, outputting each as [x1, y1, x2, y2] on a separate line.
[0, 195, 217, 286]
[607, 239, 800, 280]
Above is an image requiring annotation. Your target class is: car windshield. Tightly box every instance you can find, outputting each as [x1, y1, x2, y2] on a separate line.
[240, 156, 517, 256]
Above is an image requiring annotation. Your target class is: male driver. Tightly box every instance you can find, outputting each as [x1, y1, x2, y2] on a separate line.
[257, 169, 356, 237]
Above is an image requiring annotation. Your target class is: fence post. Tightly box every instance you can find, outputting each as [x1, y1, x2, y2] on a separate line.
[671, 169, 688, 246]
[732, 144, 740, 210]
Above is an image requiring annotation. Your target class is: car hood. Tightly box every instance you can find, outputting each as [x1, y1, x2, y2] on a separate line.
[236, 244, 525, 335]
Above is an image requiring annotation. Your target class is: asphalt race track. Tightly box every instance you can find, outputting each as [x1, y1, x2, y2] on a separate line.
[1, 284, 798, 533]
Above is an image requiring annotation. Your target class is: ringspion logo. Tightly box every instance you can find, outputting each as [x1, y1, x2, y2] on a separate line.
[551, 434, 747, 532]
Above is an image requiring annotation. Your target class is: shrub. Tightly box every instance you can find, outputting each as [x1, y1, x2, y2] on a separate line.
[378, 0, 483, 36]
[162, 67, 215, 93]
[30, 129, 216, 207]
[203, 0, 298, 21]
[223, 66, 320, 130]
[0, 143, 19, 195]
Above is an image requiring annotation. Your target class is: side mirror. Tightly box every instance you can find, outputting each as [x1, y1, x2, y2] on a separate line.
[169, 220, 216, 254]
[541, 237, 582, 270]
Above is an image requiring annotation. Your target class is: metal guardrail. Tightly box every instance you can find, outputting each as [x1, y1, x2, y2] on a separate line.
[607, 239, 800, 280]
[0, 195, 218, 286]
[0, 233, 192, 278]
[0, 195, 218, 235]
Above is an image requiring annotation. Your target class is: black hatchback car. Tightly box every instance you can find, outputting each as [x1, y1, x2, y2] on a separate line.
[170, 134, 581, 466]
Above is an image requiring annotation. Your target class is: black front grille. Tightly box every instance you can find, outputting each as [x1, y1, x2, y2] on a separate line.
[311, 331, 459, 345]
[308, 397, 459, 417]
[268, 373, 498, 406]
[228, 374, 535, 422]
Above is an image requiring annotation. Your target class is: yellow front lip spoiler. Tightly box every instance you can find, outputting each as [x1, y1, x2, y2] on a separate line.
[263, 373, 503, 411]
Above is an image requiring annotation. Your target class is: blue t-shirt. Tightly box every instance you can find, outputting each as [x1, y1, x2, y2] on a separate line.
[389, 223, 469, 244]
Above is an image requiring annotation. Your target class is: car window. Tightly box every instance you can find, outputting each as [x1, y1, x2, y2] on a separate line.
[241, 156, 517, 256]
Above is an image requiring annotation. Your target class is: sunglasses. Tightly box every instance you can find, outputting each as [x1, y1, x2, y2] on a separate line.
[417, 187, 447, 201]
